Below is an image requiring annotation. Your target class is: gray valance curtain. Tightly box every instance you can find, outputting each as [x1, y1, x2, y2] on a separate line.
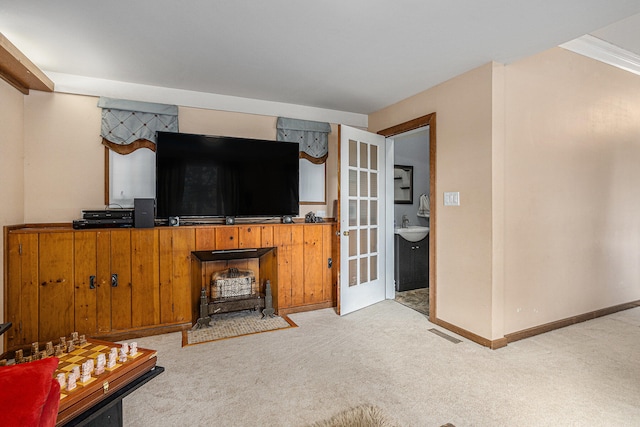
[276, 117, 331, 164]
[98, 97, 179, 154]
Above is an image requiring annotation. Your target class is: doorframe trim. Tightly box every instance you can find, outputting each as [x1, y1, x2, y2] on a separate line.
[377, 113, 437, 322]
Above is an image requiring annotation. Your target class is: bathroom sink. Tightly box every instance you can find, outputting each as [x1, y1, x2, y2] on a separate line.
[395, 226, 429, 242]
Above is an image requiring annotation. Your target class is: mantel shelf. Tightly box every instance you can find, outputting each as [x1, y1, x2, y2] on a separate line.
[192, 247, 275, 262]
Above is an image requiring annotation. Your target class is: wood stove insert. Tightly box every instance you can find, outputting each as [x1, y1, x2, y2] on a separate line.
[191, 248, 277, 328]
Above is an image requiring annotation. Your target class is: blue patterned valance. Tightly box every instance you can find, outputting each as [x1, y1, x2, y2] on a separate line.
[276, 117, 331, 164]
[98, 97, 178, 153]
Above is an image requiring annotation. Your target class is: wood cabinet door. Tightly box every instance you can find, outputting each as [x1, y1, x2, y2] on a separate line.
[131, 229, 160, 328]
[110, 229, 132, 331]
[72, 230, 113, 335]
[290, 226, 304, 306]
[74, 232, 98, 335]
[324, 224, 337, 303]
[159, 228, 195, 324]
[302, 225, 326, 305]
[6, 232, 39, 350]
[273, 225, 292, 309]
[39, 232, 74, 343]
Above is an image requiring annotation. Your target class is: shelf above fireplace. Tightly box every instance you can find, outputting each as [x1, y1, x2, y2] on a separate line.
[192, 247, 275, 262]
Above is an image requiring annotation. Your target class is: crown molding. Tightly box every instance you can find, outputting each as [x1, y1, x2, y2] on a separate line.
[560, 34, 640, 76]
[43, 71, 368, 128]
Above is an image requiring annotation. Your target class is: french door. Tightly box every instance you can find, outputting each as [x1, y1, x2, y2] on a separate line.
[338, 125, 387, 315]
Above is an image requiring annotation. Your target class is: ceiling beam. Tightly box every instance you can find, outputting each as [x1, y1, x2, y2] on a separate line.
[0, 33, 54, 94]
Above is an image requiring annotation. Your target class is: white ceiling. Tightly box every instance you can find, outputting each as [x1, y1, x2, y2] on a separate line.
[2, 1, 640, 115]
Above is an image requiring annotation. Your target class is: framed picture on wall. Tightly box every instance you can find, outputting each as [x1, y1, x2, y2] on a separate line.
[394, 165, 413, 204]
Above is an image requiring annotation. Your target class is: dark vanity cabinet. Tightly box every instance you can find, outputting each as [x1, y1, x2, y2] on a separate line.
[394, 234, 429, 291]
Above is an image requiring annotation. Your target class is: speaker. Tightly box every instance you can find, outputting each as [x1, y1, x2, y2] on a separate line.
[282, 215, 293, 224]
[134, 198, 155, 228]
[169, 216, 180, 227]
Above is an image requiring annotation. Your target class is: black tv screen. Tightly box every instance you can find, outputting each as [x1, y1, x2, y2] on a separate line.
[156, 132, 299, 219]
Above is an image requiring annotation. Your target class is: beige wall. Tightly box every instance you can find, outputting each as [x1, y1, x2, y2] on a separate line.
[503, 48, 640, 333]
[0, 78, 25, 353]
[369, 47, 640, 342]
[369, 63, 498, 339]
[20, 95, 338, 223]
[24, 92, 104, 222]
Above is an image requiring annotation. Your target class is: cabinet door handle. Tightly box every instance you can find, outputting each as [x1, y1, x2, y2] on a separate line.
[89, 275, 96, 289]
[111, 273, 118, 287]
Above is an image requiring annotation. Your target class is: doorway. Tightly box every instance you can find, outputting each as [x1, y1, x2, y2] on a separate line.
[392, 127, 430, 315]
[377, 113, 437, 322]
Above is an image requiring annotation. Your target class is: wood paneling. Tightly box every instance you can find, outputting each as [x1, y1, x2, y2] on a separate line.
[38, 232, 74, 342]
[273, 226, 292, 309]
[290, 226, 305, 306]
[158, 229, 173, 324]
[195, 227, 216, 250]
[261, 225, 274, 247]
[215, 227, 238, 250]
[238, 225, 261, 248]
[96, 231, 112, 333]
[74, 232, 98, 335]
[110, 230, 132, 331]
[159, 227, 194, 323]
[4, 223, 335, 352]
[131, 229, 159, 327]
[303, 225, 323, 304]
[6, 233, 38, 349]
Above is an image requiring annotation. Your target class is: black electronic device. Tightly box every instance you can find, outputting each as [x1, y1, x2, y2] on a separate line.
[82, 209, 134, 220]
[134, 198, 155, 228]
[73, 218, 133, 229]
[155, 132, 299, 220]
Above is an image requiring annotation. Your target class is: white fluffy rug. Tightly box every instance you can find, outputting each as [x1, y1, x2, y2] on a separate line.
[307, 405, 400, 427]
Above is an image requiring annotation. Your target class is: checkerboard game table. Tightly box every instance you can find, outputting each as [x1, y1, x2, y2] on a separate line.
[54, 338, 163, 426]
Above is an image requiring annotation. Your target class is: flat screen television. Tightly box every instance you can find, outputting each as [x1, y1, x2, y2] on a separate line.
[156, 132, 299, 220]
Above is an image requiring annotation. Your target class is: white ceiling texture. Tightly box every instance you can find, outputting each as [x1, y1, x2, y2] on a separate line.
[2, 1, 640, 120]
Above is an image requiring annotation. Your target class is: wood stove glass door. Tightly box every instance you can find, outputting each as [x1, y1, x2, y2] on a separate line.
[338, 125, 387, 315]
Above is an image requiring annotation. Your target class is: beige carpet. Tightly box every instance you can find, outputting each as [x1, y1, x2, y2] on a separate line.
[123, 300, 640, 426]
[182, 310, 295, 346]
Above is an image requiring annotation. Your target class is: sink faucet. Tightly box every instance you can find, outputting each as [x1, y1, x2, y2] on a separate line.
[401, 214, 409, 228]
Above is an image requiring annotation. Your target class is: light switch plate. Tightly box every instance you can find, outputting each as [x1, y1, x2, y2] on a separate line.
[444, 192, 460, 206]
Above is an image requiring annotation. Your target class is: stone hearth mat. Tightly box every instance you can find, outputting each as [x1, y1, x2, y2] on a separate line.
[182, 310, 296, 346]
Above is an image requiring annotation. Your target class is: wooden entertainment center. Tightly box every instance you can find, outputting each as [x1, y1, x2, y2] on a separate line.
[3, 222, 337, 354]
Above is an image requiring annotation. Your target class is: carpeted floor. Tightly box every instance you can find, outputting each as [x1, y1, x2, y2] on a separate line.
[395, 287, 428, 315]
[183, 310, 295, 346]
[123, 301, 640, 426]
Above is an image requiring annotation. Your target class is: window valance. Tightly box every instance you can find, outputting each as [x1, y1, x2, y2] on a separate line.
[98, 97, 179, 154]
[276, 117, 331, 164]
